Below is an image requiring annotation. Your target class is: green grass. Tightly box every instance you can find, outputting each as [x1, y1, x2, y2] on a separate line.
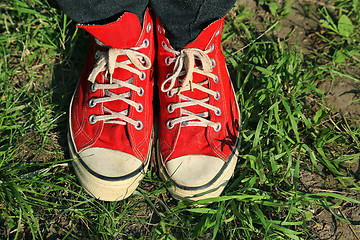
[1, 0, 360, 239]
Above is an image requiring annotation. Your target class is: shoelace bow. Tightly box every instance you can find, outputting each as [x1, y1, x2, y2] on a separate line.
[161, 47, 221, 130]
[87, 43, 151, 127]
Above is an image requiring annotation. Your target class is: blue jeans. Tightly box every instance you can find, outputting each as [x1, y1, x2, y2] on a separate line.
[55, 0, 236, 49]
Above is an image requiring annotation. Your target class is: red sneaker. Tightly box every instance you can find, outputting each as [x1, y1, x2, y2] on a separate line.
[68, 9, 155, 201]
[155, 17, 241, 201]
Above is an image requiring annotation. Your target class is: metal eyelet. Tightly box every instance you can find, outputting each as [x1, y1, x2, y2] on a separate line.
[136, 103, 143, 112]
[214, 122, 221, 132]
[138, 87, 144, 96]
[167, 104, 175, 113]
[146, 23, 151, 33]
[88, 115, 96, 124]
[158, 26, 162, 33]
[140, 71, 146, 80]
[161, 42, 167, 48]
[135, 120, 143, 130]
[208, 44, 214, 52]
[215, 107, 221, 116]
[211, 58, 216, 68]
[143, 39, 149, 48]
[95, 50, 100, 59]
[166, 120, 174, 129]
[91, 83, 97, 92]
[88, 98, 96, 108]
[214, 91, 220, 100]
[165, 56, 171, 65]
[215, 29, 220, 37]
[213, 75, 219, 83]
[167, 90, 174, 98]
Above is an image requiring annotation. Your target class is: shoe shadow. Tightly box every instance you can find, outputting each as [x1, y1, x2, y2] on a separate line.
[50, 29, 89, 159]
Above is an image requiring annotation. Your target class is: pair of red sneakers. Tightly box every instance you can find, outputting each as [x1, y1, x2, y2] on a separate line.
[68, 9, 240, 201]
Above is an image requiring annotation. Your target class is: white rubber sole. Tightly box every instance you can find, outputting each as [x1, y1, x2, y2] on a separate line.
[156, 139, 239, 202]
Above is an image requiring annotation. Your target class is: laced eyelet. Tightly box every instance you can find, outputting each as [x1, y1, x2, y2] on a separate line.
[135, 120, 143, 130]
[167, 104, 175, 113]
[89, 115, 97, 124]
[165, 56, 171, 66]
[213, 75, 219, 83]
[167, 90, 174, 98]
[215, 91, 220, 100]
[211, 58, 216, 68]
[146, 23, 151, 33]
[136, 103, 143, 112]
[214, 122, 221, 132]
[88, 98, 96, 108]
[91, 83, 97, 92]
[138, 87, 144, 96]
[215, 107, 221, 116]
[95, 50, 100, 59]
[208, 44, 214, 52]
[166, 120, 174, 129]
[143, 39, 149, 48]
[158, 26, 162, 33]
[140, 71, 146, 80]
[215, 29, 220, 37]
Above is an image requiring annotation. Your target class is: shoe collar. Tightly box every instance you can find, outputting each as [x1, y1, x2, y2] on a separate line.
[77, 11, 148, 49]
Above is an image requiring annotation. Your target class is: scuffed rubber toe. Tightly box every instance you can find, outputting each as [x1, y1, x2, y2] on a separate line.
[166, 155, 224, 187]
[79, 148, 143, 178]
[157, 140, 238, 202]
[69, 135, 150, 201]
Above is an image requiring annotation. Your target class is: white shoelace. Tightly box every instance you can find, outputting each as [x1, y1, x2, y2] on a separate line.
[87, 41, 151, 128]
[161, 44, 221, 131]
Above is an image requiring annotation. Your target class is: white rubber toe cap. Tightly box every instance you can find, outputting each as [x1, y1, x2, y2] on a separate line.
[79, 147, 143, 177]
[165, 155, 225, 187]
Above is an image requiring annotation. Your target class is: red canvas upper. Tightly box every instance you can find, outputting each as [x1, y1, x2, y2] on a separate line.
[156, 17, 240, 163]
[70, 10, 154, 162]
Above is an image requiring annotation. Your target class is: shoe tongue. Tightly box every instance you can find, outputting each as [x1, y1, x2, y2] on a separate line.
[181, 73, 209, 115]
[78, 12, 142, 49]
